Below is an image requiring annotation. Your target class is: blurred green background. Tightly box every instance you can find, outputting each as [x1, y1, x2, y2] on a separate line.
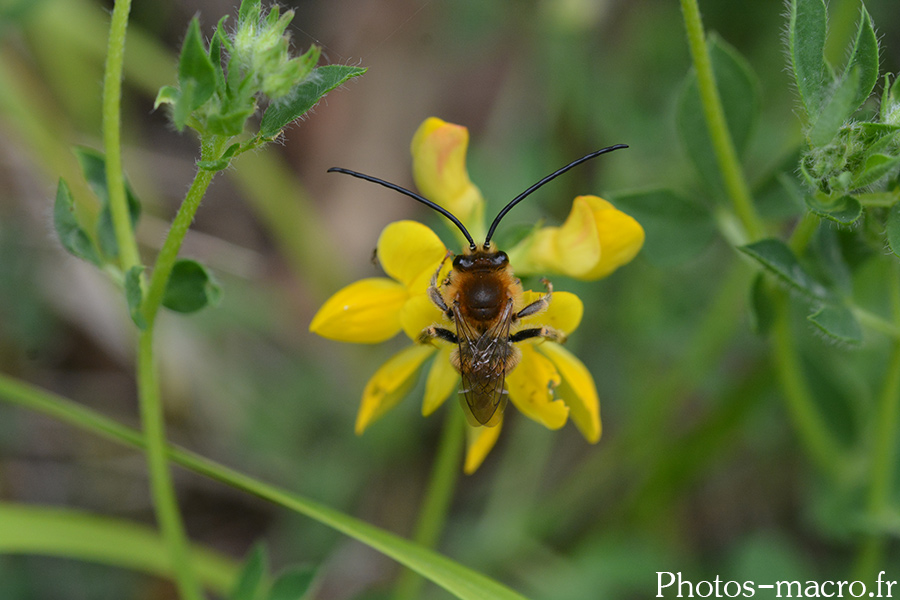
[1, 0, 899, 598]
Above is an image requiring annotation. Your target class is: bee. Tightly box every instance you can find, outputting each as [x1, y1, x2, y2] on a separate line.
[328, 143, 627, 427]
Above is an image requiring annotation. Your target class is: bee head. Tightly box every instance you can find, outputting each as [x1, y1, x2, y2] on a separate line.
[453, 250, 509, 272]
[327, 143, 627, 253]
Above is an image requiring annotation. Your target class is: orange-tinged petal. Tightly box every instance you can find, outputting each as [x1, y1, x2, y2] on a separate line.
[411, 118, 485, 235]
[506, 345, 568, 429]
[356, 344, 435, 434]
[377, 221, 447, 289]
[539, 342, 601, 443]
[423, 345, 459, 416]
[517, 290, 583, 336]
[400, 293, 448, 341]
[576, 195, 644, 280]
[464, 417, 502, 474]
[309, 278, 407, 343]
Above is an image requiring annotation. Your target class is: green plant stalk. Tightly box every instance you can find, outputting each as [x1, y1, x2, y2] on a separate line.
[771, 291, 847, 481]
[0, 374, 527, 600]
[0, 502, 238, 594]
[855, 262, 900, 578]
[393, 409, 465, 600]
[136, 330, 203, 600]
[102, 0, 141, 273]
[679, 0, 764, 240]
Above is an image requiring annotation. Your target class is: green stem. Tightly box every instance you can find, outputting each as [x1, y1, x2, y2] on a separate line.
[0, 374, 528, 600]
[679, 0, 764, 240]
[393, 410, 465, 600]
[137, 329, 203, 600]
[855, 262, 900, 578]
[102, 0, 140, 272]
[771, 291, 848, 481]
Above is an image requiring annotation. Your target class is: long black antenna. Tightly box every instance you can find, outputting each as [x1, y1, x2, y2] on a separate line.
[483, 144, 628, 248]
[328, 167, 477, 250]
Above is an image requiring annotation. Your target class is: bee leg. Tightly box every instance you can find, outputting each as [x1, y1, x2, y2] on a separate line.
[510, 325, 566, 344]
[418, 326, 459, 345]
[427, 252, 454, 316]
[514, 278, 553, 320]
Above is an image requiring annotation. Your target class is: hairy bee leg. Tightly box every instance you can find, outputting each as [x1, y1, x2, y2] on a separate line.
[427, 251, 454, 315]
[515, 278, 553, 320]
[510, 325, 566, 344]
[418, 325, 459, 345]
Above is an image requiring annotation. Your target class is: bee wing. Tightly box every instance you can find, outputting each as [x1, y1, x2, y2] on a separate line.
[453, 299, 514, 427]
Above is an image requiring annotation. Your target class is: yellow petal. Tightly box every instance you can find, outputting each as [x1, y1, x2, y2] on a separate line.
[400, 293, 448, 341]
[517, 290, 584, 336]
[576, 195, 645, 280]
[377, 221, 447, 289]
[356, 344, 435, 434]
[410, 118, 485, 235]
[423, 345, 459, 416]
[539, 342, 601, 443]
[506, 345, 568, 429]
[464, 417, 502, 474]
[310, 278, 407, 343]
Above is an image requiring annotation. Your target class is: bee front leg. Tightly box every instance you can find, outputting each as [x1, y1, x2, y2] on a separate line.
[428, 251, 454, 316]
[515, 278, 553, 320]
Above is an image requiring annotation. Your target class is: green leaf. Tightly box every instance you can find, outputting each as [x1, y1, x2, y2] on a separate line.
[209, 16, 230, 92]
[608, 188, 715, 266]
[53, 178, 102, 266]
[788, 0, 830, 116]
[887, 201, 900, 257]
[73, 147, 141, 259]
[229, 545, 267, 600]
[154, 85, 180, 110]
[738, 239, 829, 299]
[842, 4, 879, 114]
[852, 153, 900, 189]
[808, 66, 861, 147]
[677, 35, 759, 196]
[238, 0, 261, 24]
[125, 266, 147, 330]
[259, 65, 366, 138]
[162, 259, 222, 314]
[804, 194, 862, 224]
[175, 17, 218, 129]
[266, 567, 316, 600]
[808, 304, 862, 344]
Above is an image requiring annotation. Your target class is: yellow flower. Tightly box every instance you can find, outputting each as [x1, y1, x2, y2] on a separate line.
[311, 117, 644, 473]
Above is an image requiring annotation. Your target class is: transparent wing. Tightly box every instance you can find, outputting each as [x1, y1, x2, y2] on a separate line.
[453, 299, 514, 427]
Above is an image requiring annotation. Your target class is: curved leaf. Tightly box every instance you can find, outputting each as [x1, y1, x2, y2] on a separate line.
[259, 65, 366, 138]
[0, 375, 530, 600]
